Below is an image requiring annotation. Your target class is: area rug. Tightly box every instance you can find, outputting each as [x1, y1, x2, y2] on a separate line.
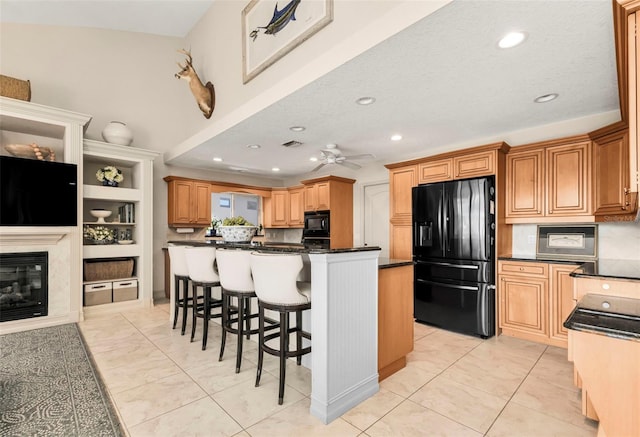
[0, 323, 124, 436]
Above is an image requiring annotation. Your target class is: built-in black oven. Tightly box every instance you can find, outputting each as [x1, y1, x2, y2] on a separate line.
[303, 210, 330, 238]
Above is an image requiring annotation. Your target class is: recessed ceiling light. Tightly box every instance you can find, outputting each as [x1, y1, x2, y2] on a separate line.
[272, 167, 280, 172]
[534, 93, 559, 103]
[247, 144, 261, 149]
[391, 134, 403, 141]
[309, 157, 318, 162]
[213, 157, 223, 162]
[498, 31, 527, 49]
[289, 126, 305, 132]
[356, 97, 376, 105]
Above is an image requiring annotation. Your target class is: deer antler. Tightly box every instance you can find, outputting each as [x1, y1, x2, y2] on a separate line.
[177, 49, 192, 65]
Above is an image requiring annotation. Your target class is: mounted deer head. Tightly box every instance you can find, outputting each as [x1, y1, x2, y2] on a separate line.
[175, 49, 215, 119]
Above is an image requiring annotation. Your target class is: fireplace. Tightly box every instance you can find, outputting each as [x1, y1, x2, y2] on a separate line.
[0, 252, 48, 322]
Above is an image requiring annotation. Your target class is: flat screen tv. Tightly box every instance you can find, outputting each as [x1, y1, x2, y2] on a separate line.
[0, 155, 78, 226]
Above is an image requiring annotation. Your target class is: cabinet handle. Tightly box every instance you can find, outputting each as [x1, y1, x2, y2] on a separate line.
[549, 209, 553, 214]
[519, 267, 524, 271]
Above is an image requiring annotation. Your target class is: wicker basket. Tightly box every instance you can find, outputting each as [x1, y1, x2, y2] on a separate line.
[0, 75, 31, 101]
[83, 258, 134, 282]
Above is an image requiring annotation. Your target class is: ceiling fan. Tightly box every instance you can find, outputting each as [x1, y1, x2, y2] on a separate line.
[311, 144, 374, 172]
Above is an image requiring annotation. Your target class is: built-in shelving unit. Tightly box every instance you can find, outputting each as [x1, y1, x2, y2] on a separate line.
[82, 139, 159, 314]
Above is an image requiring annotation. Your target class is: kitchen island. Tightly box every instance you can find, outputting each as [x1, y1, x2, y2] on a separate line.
[167, 240, 381, 424]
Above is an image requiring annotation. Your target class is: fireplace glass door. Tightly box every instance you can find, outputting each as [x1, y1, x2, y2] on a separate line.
[0, 252, 48, 322]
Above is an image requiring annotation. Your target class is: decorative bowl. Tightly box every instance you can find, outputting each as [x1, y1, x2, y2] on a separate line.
[218, 226, 258, 242]
[90, 209, 112, 223]
[117, 240, 134, 245]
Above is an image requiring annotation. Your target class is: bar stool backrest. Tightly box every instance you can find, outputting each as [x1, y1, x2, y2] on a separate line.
[216, 249, 254, 292]
[168, 245, 190, 277]
[184, 247, 219, 283]
[250, 252, 309, 306]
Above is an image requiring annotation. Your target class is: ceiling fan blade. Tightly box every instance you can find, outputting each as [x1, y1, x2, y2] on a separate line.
[342, 154, 375, 160]
[339, 161, 361, 170]
[311, 162, 326, 172]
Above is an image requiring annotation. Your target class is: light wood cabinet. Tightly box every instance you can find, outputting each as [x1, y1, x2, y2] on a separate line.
[627, 8, 639, 195]
[498, 260, 578, 348]
[300, 176, 355, 249]
[499, 261, 549, 342]
[505, 138, 593, 223]
[549, 264, 576, 346]
[288, 186, 304, 227]
[453, 150, 496, 179]
[592, 127, 637, 216]
[378, 264, 414, 381]
[419, 160, 452, 184]
[164, 177, 211, 227]
[546, 141, 592, 217]
[389, 165, 416, 223]
[270, 189, 289, 227]
[505, 150, 544, 219]
[303, 181, 330, 211]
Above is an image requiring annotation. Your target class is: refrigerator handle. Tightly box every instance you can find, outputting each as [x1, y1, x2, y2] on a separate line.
[442, 189, 449, 253]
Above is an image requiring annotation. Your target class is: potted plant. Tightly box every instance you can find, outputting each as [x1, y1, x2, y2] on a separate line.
[96, 166, 124, 187]
[83, 225, 115, 245]
[218, 216, 258, 242]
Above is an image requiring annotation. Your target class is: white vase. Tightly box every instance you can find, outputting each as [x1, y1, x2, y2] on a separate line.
[102, 121, 133, 146]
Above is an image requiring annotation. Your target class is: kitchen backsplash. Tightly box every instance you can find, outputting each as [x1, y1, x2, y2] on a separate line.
[512, 222, 640, 260]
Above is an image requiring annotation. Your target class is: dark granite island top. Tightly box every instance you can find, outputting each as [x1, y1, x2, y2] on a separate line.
[167, 240, 380, 255]
[564, 294, 640, 341]
[570, 259, 640, 282]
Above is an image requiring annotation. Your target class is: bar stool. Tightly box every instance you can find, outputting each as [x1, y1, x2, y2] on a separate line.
[216, 248, 260, 373]
[250, 252, 311, 405]
[184, 246, 222, 350]
[167, 245, 196, 335]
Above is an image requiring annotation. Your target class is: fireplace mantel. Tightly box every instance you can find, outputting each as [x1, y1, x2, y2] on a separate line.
[0, 227, 73, 246]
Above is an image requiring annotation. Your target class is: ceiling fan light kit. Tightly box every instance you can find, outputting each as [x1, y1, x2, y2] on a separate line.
[311, 144, 374, 172]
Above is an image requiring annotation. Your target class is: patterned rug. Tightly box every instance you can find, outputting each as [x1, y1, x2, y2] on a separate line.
[0, 323, 124, 436]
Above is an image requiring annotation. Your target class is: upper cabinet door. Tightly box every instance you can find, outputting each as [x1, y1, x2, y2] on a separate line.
[418, 159, 452, 184]
[505, 150, 544, 219]
[453, 150, 495, 179]
[546, 141, 592, 216]
[594, 130, 633, 215]
[389, 165, 417, 223]
[316, 182, 331, 210]
[271, 190, 289, 226]
[288, 187, 304, 226]
[173, 180, 195, 224]
[194, 182, 212, 225]
[304, 184, 318, 211]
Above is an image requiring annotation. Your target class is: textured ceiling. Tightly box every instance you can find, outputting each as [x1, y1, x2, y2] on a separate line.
[1, 0, 620, 179]
[167, 0, 620, 178]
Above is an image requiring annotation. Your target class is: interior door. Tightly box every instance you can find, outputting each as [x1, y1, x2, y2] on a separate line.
[363, 183, 389, 258]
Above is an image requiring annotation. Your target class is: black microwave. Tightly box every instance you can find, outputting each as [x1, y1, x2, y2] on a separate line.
[303, 211, 330, 237]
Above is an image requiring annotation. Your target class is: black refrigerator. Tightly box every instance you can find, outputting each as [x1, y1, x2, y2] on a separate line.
[412, 176, 495, 338]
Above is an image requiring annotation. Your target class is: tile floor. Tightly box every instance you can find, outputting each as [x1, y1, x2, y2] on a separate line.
[78, 303, 598, 436]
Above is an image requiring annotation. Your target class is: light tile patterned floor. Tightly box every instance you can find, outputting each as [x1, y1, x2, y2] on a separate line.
[78, 303, 598, 436]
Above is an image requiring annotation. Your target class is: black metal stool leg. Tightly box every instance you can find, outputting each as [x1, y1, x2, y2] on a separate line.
[296, 310, 303, 366]
[191, 283, 198, 342]
[173, 276, 180, 329]
[278, 311, 288, 405]
[235, 296, 245, 373]
[219, 292, 228, 361]
[255, 305, 265, 387]
[202, 286, 210, 350]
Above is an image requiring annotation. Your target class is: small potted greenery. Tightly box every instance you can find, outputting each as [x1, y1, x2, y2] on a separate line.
[217, 216, 258, 242]
[96, 165, 124, 187]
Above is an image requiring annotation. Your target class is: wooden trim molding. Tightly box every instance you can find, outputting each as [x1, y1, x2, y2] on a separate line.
[385, 141, 510, 169]
[299, 175, 356, 185]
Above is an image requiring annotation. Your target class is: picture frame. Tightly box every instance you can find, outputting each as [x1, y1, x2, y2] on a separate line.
[242, 0, 334, 83]
[536, 225, 598, 260]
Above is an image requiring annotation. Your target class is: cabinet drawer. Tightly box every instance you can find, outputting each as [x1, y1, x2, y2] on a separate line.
[84, 282, 112, 306]
[573, 277, 640, 300]
[498, 261, 548, 277]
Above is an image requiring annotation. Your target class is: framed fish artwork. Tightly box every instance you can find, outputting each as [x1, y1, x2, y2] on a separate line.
[242, 0, 334, 83]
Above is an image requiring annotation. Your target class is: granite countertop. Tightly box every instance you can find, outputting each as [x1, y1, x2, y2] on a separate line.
[378, 258, 414, 269]
[167, 240, 381, 254]
[564, 294, 640, 341]
[570, 259, 640, 282]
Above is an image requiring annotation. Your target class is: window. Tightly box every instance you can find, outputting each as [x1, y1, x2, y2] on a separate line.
[211, 192, 260, 226]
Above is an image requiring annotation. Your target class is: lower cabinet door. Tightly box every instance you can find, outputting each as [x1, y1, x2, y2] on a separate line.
[499, 275, 549, 340]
